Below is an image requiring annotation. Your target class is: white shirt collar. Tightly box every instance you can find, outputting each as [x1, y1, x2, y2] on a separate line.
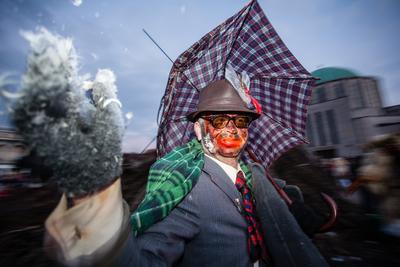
[205, 154, 242, 184]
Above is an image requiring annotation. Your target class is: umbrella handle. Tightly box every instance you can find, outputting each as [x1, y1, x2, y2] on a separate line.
[318, 192, 338, 232]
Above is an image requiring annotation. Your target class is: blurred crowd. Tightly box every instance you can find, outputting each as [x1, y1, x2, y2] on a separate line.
[321, 133, 400, 238]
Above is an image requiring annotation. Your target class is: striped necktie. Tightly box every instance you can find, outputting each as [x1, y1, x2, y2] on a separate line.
[235, 170, 269, 262]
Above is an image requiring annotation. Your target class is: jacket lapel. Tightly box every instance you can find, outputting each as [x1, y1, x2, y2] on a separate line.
[203, 156, 243, 212]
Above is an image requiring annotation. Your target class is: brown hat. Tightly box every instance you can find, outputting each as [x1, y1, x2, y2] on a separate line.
[187, 79, 260, 122]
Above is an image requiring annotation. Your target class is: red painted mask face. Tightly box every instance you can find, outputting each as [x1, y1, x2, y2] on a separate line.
[203, 114, 249, 158]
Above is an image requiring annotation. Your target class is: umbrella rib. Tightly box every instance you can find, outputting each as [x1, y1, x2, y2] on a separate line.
[142, 29, 200, 138]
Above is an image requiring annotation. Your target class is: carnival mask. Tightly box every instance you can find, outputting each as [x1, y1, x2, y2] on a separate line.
[201, 114, 249, 158]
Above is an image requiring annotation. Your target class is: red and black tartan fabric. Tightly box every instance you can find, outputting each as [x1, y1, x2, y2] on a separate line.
[235, 170, 268, 262]
[157, 0, 316, 168]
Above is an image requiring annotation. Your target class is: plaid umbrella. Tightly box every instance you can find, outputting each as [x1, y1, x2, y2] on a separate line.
[156, 0, 316, 168]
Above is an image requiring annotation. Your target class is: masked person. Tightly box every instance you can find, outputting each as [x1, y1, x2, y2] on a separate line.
[45, 76, 328, 267]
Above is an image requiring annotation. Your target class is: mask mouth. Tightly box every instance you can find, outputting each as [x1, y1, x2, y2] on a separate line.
[216, 136, 243, 149]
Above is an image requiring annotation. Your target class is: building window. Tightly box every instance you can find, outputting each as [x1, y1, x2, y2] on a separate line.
[316, 87, 326, 103]
[353, 81, 365, 109]
[334, 83, 345, 98]
[306, 115, 315, 146]
[364, 80, 381, 108]
[315, 112, 326, 146]
[326, 109, 339, 144]
[311, 88, 318, 104]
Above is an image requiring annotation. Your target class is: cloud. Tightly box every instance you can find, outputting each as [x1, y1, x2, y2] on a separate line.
[71, 0, 82, 7]
[90, 52, 98, 60]
[180, 5, 186, 14]
[125, 111, 133, 120]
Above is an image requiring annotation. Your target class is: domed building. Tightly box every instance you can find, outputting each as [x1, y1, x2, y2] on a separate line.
[306, 67, 400, 158]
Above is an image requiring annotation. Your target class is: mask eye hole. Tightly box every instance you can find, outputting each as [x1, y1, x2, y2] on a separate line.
[234, 116, 250, 128]
[212, 116, 229, 129]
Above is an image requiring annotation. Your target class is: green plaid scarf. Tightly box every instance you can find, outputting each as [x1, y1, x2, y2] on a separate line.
[130, 138, 253, 234]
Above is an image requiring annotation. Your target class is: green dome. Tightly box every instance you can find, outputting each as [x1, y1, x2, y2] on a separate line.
[311, 67, 359, 85]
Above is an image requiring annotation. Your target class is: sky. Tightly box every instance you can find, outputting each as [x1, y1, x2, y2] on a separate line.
[0, 0, 399, 152]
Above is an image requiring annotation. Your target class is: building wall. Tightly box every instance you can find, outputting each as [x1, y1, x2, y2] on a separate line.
[307, 96, 361, 157]
[383, 104, 400, 116]
[306, 76, 400, 158]
[354, 116, 400, 143]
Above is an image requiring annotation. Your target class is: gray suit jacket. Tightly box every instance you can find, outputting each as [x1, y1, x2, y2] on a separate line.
[109, 156, 269, 267]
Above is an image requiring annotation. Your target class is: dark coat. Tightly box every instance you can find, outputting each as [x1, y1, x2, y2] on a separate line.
[103, 157, 327, 267]
[108, 156, 268, 266]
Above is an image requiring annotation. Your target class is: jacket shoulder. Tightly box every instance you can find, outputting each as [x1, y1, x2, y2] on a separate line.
[249, 162, 286, 189]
